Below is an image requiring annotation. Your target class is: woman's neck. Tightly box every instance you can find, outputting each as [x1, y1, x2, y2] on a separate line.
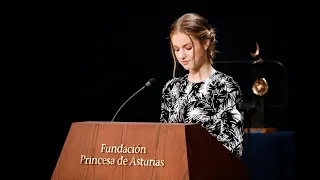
[188, 63, 215, 83]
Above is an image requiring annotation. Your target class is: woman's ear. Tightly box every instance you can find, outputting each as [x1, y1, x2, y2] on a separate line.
[203, 39, 210, 50]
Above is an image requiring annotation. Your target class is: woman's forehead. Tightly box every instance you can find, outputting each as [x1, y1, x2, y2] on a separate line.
[171, 32, 196, 46]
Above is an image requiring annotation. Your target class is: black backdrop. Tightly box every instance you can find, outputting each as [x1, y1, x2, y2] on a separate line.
[25, 1, 295, 179]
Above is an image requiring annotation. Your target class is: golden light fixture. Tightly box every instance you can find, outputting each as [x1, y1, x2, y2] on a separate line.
[250, 42, 260, 58]
[252, 78, 269, 96]
[250, 42, 263, 64]
[250, 42, 269, 96]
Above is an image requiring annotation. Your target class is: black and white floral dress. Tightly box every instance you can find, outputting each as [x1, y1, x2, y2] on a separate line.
[160, 70, 244, 158]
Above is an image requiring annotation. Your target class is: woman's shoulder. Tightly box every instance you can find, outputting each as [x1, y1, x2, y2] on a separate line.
[212, 70, 241, 91]
[213, 70, 237, 82]
[162, 75, 187, 90]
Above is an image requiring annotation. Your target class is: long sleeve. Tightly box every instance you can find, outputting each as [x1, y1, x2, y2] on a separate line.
[159, 80, 173, 123]
[215, 82, 244, 158]
[160, 89, 169, 123]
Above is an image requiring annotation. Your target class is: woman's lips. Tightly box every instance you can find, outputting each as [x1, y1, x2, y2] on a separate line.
[181, 61, 189, 65]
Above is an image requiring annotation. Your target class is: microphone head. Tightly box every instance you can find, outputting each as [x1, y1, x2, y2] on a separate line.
[145, 78, 156, 87]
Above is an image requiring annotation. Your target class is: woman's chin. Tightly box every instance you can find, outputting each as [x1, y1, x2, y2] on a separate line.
[181, 65, 190, 71]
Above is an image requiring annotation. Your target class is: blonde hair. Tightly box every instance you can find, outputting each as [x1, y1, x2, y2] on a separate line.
[169, 13, 217, 78]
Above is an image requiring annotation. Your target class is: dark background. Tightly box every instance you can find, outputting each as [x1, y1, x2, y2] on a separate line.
[25, 1, 295, 179]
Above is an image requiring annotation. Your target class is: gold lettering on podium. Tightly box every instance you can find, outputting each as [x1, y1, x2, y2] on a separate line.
[129, 157, 165, 167]
[80, 155, 115, 165]
[101, 144, 147, 154]
[80, 144, 165, 167]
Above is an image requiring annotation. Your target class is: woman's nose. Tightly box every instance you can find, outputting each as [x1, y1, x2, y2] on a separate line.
[178, 50, 187, 60]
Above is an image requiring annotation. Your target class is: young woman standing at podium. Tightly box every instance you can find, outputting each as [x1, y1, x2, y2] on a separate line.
[160, 13, 244, 158]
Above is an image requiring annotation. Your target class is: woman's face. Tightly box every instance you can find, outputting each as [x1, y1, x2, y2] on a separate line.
[171, 32, 208, 71]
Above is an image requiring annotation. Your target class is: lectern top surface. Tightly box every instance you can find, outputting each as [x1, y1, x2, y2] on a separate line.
[74, 121, 199, 126]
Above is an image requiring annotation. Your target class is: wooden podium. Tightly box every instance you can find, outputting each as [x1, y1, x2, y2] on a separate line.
[51, 121, 247, 180]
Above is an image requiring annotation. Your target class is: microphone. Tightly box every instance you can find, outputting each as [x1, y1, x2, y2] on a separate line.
[111, 78, 156, 122]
